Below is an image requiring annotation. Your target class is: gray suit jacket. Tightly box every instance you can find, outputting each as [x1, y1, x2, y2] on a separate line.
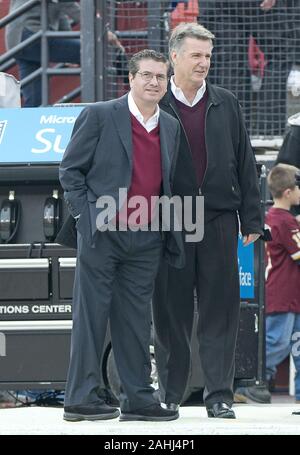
[59, 94, 185, 268]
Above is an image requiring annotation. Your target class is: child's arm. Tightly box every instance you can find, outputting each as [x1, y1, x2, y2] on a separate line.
[277, 215, 300, 265]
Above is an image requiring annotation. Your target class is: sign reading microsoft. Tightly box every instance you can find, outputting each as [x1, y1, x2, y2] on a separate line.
[0, 106, 84, 164]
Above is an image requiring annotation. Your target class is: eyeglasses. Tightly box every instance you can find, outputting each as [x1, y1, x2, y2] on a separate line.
[136, 71, 168, 83]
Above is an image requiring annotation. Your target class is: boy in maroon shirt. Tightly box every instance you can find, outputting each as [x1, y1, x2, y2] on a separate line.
[265, 164, 300, 403]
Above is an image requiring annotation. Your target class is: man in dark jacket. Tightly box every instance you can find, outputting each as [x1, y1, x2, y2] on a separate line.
[152, 22, 263, 419]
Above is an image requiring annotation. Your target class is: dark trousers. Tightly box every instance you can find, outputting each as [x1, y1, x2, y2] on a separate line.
[16, 28, 80, 107]
[64, 229, 162, 412]
[152, 211, 240, 407]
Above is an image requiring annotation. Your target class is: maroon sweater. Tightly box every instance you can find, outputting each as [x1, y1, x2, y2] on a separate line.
[175, 91, 208, 186]
[118, 114, 162, 225]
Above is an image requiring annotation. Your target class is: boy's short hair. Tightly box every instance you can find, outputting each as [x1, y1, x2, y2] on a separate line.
[267, 164, 299, 199]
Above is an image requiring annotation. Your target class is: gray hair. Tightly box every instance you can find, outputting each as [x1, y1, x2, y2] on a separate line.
[169, 22, 215, 61]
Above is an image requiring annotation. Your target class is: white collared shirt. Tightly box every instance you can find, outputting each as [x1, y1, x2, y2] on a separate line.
[128, 91, 160, 133]
[170, 76, 206, 107]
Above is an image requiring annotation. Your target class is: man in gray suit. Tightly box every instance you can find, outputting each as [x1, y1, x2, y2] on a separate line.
[59, 49, 183, 422]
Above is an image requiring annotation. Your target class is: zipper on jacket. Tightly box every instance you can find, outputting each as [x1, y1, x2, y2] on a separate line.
[199, 101, 213, 195]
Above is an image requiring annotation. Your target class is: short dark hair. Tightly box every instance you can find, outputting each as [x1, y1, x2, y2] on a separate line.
[267, 164, 299, 198]
[128, 49, 169, 76]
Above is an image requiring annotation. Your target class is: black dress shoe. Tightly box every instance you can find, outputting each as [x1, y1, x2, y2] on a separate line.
[119, 403, 179, 422]
[206, 402, 236, 419]
[165, 403, 180, 412]
[63, 401, 120, 421]
[242, 385, 271, 403]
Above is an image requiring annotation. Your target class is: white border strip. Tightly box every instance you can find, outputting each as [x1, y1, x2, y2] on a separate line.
[0, 320, 72, 331]
[0, 259, 49, 269]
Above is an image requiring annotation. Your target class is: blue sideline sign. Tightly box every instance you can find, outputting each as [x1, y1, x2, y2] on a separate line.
[238, 238, 254, 299]
[0, 106, 84, 164]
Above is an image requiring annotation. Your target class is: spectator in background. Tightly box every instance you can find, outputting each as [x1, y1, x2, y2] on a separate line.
[199, 0, 300, 136]
[5, 0, 80, 107]
[5, 0, 123, 107]
[276, 114, 300, 216]
[246, 165, 300, 404]
[276, 115, 300, 170]
[266, 165, 300, 405]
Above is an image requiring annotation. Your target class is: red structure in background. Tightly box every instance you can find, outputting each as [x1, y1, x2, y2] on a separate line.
[0, 0, 80, 105]
[115, 2, 148, 59]
[171, 0, 199, 28]
[116, 1, 148, 33]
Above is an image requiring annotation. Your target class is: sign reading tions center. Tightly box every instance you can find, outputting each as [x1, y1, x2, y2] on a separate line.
[0, 107, 84, 164]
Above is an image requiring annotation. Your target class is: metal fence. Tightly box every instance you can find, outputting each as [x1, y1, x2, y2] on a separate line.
[2, 1, 300, 139]
[0, 0, 81, 105]
[104, 0, 300, 138]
